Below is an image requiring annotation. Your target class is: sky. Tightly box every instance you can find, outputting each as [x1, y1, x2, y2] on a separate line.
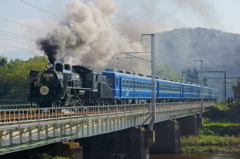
[0, 0, 240, 55]
[0, 0, 239, 99]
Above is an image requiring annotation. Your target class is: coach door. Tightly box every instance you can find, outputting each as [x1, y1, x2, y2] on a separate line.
[132, 79, 136, 98]
[181, 85, 184, 99]
[119, 77, 122, 99]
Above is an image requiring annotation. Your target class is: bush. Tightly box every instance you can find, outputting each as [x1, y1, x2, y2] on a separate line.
[200, 124, 240, 136]
[228, 102, 240, 122]
[40, 153, 71, 159]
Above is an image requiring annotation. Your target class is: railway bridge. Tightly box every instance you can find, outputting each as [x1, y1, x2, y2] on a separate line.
[0, 101, 214, 159]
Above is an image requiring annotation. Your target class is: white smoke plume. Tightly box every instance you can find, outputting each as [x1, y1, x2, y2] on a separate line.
[37, 0, 149, 73]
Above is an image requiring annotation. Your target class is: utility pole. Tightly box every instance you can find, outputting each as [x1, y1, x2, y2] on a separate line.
[195, 60, 203, 118]
[112, 34, 156, 130]
[224, 72, 226, 102]
[182, 70, 184, 82]
[182, 70, 227, 102]
[142, 34, 156, 131]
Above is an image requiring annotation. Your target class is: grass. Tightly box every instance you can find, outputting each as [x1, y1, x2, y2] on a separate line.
[181, 135, 240, 146]
[40, 153, 71, 159]
[181, 102, 240, 152]
[181, 114, 240, 152]
[182, 145, 240, 153]
[181, 135, 240, 152]
[214, 102, 229, 111]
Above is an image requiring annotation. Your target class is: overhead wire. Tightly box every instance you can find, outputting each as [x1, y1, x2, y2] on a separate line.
[19, 0, 124, 40]
[19, 0, 206, 69]
[153, 34, 196, 66]
[0, 37, 35, 46]
[157, 52, 195, 66]
[0, 29, 35, 40]
[18, 0, 236, 92]
[0, 42, 41, 53]
[0, 17, 48, 33]
[0, 33, 35, 41]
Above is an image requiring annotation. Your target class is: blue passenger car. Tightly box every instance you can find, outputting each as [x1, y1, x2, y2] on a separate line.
[102, 68, 219, 103]
[157, 79, 182, 100]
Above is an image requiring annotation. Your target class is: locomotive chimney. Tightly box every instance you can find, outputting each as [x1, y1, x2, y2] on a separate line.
[48, 57, 56, 66]
[47, 53, 57, 68]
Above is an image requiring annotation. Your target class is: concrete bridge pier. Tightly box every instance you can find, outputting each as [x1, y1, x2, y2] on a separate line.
[78, 127, 155, 159]
[58, 142, 83, 159]
[149, 120, 181, 153]
[178, 115, 202, 136]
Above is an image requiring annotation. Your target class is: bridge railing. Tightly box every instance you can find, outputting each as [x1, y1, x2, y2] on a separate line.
[0, 101, 215, 126]
[0, 104, 37, 109]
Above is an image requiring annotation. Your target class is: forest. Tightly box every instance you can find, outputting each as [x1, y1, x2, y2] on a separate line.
[0, 56, 48, 102]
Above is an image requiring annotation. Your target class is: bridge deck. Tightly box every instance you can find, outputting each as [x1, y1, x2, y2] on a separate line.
[0, 101, 214, 155]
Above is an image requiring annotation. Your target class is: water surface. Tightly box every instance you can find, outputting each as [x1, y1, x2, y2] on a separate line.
[150, 153, 240, 159]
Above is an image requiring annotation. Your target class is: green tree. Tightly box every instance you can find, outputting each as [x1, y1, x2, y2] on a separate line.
[156, 64, 181, 80]
[0, 56, 48, 102]
[0, 57, 8, 66]
[192, 68, 199, 83]
[203, 77, 208, 86]
[231, 77, 240, 101]
[185, 68, 193, 82]
[185, 68, 200, 83]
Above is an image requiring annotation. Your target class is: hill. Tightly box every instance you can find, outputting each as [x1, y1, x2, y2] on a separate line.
[157, 27, 240, 76]
[156, 28, 240, 99]
[0, 49, 39, 61]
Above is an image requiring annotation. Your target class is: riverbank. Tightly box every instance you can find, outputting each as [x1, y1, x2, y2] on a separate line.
[181, 134, 240, 152]
[181, 102, 240, 152]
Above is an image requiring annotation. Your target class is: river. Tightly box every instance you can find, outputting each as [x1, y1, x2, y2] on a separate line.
[150, 153, 240, 159]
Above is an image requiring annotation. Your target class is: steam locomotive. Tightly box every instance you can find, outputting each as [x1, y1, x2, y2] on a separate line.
[29, 57, 113, 107]
[28, 58, 219, 108]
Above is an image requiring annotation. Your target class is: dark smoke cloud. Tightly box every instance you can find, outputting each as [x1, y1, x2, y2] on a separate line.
[37, 0, 149, 73]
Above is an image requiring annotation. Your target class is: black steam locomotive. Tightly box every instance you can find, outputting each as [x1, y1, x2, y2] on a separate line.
[28, 57, 113, 107]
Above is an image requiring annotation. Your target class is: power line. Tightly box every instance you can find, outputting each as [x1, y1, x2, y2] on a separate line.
[0, 17, 48, 33]
[0, 37, 35, 46]
[158, 52, 195, 66]
[0, 42, 41, 53]
[0, 33, 35, 41]
[0, 29, 34, 40]
[20, 0, 207, 69]
[154, 34, 196, 66]
[19, 0, 126, 40]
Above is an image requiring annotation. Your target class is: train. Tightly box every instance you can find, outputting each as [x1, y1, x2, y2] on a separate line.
[28, 58, 219, 107]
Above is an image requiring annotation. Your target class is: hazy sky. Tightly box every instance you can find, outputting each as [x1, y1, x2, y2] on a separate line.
[0, 0, 240, 54]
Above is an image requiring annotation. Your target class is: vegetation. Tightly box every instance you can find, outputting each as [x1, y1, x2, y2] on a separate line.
[204, 102, 240, 122]
[182, 102, 240, 152]
[231, 77, 240, 102]
[184, 67, 208, 85]
[155, 64, 182, 81]
[185, 68, 199, 83]
[181, 132, 240, 152]
[182, 135, 240, 147]
[0, 56, 48, 102]
[40, 153, 70, 159]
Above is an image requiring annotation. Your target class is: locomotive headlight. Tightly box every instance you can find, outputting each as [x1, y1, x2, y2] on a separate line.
[46, 63, 53, 70]
[40, 86, 49, 95]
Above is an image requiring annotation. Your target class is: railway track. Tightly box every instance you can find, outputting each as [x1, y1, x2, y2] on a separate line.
[0, 102, 206, 124]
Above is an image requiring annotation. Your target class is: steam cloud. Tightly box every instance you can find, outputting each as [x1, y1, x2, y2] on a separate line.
[37, 0, 149, 73]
